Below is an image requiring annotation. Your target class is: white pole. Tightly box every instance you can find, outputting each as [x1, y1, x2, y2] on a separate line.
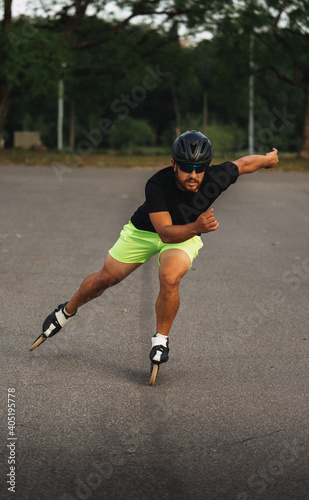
[58, 79, 64, 150]
[248, 34, 254, 155]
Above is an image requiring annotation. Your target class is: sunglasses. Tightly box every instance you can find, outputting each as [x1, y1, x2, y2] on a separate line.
[178, 163, 207, 174]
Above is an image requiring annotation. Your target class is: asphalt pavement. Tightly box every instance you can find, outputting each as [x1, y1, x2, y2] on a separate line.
[0, 164, 308, 500]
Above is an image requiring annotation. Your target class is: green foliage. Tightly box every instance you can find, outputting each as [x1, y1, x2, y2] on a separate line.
[182, 114, 245, 153]
[21, 112, 52, 145]
[206, 121, 244, 154]
[108, 117, 156, 150]
[0, 17, 72, 95]
[1, 1, 308, 156]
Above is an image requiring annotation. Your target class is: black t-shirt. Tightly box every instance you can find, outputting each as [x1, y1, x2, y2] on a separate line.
[131, 162, 239, 233]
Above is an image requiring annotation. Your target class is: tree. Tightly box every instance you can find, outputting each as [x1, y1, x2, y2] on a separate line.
[219, 0, 309, 158]
[0, 2, 72, 144]
[0, 0, 228, 146]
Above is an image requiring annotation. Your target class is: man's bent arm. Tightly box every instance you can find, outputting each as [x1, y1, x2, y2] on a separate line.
[150, 210, 219, 244]
[234, 148, 279, 175]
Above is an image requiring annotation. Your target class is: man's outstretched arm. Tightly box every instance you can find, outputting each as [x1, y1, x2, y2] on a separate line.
[233, 148, 279, 175]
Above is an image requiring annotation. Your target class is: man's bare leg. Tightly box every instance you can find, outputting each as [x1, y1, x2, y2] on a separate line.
[29, 255, 142, 350]
[155, 249, 191, 335]
[65, 254, 142, 315]
[149, 249, 190, 367]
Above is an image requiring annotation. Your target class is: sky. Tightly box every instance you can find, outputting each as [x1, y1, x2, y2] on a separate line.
[12, 0, 28, 17]
[9, 0, 211, 43]
[11, 0, 101, 18]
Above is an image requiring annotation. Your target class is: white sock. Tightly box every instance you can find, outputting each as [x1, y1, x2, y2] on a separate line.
[152, 333, 168, 348]
[64, 306, 75, 317]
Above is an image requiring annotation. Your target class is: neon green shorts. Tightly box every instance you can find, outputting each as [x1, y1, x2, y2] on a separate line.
[109, 221, 203, 266]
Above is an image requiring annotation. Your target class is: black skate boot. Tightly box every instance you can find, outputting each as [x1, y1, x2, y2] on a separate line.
[149, 341, 169, 364]
[29, 302, 76, 351]
[149, 335, 169, 386]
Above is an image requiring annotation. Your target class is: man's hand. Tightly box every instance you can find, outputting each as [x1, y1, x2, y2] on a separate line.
[193, 208, 219, 234]
[265, 148, 279, 169]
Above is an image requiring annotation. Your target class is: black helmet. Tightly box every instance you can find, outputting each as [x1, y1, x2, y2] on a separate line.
[172, 130, 213, 166]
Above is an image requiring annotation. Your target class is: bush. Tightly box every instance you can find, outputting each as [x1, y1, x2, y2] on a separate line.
[176, 115, 246, 154]
[108, 117, 156, 150]
[206, 122, 245, 154]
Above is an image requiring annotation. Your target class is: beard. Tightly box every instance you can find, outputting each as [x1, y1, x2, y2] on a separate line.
[174, 171, 201, 192]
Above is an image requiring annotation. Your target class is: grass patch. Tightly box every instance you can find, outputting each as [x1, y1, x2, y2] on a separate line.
[0, 149, 308, 171]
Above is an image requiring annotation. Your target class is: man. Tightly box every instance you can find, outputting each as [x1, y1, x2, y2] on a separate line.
[29, 130, 279, 376]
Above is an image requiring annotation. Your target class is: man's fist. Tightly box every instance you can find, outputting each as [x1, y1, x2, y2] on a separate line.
[194, 208, 219, 234]
[265, 148, 279, 169]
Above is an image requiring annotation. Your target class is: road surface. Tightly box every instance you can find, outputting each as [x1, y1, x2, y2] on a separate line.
[0, 165, 308, 500]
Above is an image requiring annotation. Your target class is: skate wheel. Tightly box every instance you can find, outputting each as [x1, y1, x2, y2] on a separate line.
[29, 334, 46, 351]
[149, 363, 159, 386]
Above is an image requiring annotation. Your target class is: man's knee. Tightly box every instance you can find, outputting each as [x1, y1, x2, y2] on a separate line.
[95, 269, 120, 290]
[159, 271, 182, 294]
